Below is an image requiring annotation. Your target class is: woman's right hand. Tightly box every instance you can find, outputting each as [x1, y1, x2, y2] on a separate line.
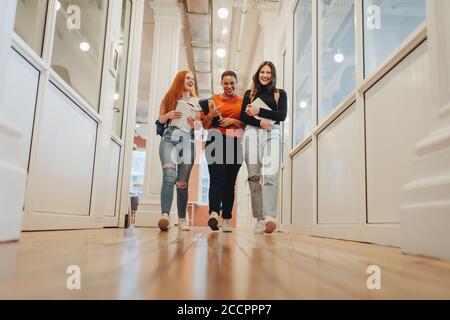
[208, 106, 221, 119]
[260, 120, 273, 130]
[167, 111, 182, 120]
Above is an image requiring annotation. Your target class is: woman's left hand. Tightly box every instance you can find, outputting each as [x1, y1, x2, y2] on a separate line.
[245, 104, 260, 117]
[187, 116, 196, 128]
[219, 118, 237, 128]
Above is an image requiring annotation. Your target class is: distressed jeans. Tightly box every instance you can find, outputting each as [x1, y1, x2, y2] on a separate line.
[243, 125, 281, 220]
[159, 126, 195, 218]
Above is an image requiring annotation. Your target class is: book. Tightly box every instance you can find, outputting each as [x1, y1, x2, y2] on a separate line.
[251, 98, 275, 125]
[170, 100, 201, 132]
[199, 98, 221, 128]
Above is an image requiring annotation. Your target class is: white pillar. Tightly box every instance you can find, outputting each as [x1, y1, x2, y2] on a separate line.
[401, 0, 450, 260]
[259, 12, 279, 62]
[135, 0, 183, 226]
[0, 0, 24, 242]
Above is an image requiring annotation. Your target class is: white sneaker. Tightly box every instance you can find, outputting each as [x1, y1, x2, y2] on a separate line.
[254, 219, 265, 234]
[208, 212, 220, 231]
[158, 213, 170, 232]
[264, 216, 277, 234]
[222, 219, 232, 233]
[178, 218, 191, 231]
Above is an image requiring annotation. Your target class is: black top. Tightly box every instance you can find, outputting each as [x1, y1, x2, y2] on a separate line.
[240, 86, 288, 127]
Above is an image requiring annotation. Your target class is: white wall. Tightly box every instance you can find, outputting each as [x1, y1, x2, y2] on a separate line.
[291, 143, 313, 225]
[366, 42, 432, 224]
[0, 0, 24, 242]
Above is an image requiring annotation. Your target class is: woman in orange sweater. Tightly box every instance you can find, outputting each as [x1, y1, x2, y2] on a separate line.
[202, 71, 245, 232]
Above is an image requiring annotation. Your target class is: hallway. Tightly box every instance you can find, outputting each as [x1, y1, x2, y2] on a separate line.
[1, 228, 449, 300]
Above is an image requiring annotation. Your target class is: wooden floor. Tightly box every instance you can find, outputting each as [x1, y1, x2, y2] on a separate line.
[0, 227, 450, 300]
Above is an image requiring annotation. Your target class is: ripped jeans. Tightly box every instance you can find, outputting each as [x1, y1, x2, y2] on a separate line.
[159, 126, 195, 218]
[242, 125, 281, 220]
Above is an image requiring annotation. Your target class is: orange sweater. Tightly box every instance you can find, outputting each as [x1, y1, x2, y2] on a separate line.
[202, 94, 243, 138]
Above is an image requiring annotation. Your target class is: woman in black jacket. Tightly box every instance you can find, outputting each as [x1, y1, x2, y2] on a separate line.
[240, 61, 288, 234]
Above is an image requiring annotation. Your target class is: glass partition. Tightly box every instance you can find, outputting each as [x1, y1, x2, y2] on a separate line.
[363, 0, 426, 77]
[14, 0, 49, 55]
[293, 0, 313, 146]
[51, 0, 109, 110]
[318, 0, 356, 123]
[113, 0, 133, 138]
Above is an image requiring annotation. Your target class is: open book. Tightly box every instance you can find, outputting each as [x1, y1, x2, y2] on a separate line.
[170, 100, 201, 132]
[252, 98, 275, 125]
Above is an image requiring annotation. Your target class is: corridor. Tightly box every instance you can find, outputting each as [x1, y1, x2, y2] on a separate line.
[1, 228, 450, 300]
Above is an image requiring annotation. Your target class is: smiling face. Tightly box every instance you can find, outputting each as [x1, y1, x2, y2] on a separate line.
[184, 72, 195, 92]
[259, 65, 272, 86]
[221, 75, 237, 97]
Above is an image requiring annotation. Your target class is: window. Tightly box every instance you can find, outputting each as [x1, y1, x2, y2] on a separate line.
[50, 0, 109, 110]
[14, 0, 48, 55]
[363, 0, 426, 77]
[318, 0, 356, 123]
[293, 0, 313, 146]
[130, 149, 146, 200]
[113, 0, 133, 138]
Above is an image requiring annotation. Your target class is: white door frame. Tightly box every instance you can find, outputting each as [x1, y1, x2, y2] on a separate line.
[0, 0, 25, 242]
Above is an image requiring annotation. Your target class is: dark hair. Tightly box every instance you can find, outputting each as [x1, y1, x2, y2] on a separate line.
[221, 70, 238, 81]
[251, 61, 277, 95]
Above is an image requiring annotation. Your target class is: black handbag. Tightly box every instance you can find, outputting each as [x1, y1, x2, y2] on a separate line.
[155, 119, 167, 137]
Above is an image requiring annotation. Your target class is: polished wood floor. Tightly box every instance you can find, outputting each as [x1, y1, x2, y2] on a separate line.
[0, 227, 450, 300]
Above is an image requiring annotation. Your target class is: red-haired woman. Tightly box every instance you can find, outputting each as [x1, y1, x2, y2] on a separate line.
[157, 70, 200, 232]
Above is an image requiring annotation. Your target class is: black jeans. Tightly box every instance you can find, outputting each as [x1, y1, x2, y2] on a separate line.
[205, 133, 243, 219]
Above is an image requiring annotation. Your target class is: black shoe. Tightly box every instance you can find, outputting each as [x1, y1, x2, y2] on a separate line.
[208, 212, 219, 231]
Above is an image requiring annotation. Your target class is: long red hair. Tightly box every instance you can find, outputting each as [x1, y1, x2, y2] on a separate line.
[161, 70, 197, 113]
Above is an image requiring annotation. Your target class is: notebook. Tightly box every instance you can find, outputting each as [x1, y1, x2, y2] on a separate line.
[199, 98, 221, 128]
[251, 98, 275, 125]
[170, 100, 201, 132]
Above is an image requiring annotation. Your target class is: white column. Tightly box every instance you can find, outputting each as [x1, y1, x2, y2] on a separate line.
[401, 0, 450, 260]
[135, 0, 183, 226]
[259, 12, 279, 62]
[0, 0, 24, 242]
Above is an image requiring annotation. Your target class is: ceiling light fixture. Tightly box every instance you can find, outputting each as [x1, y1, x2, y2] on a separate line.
[216, 48, 226, 58]
[218, 8, 229, 19]
[80, 42, 90, 52]
[334, 52, 345, 63]
[300, 101, 308, 109]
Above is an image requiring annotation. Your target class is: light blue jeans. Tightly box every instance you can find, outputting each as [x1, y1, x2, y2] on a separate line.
[243, 125, 281, 220]
[159, 126, 195, 218]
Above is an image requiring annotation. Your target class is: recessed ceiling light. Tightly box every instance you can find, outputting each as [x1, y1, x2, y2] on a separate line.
[218, 8, 229, 19]
[114, 93, 120, 101]
[55, 1, 61, 11]
[80, 42, 90, 52]
[334, 53, 345, 63]
[221, 28, 228, 37]
[299, 101, 308, 109]
[216, 48, 226, 58]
